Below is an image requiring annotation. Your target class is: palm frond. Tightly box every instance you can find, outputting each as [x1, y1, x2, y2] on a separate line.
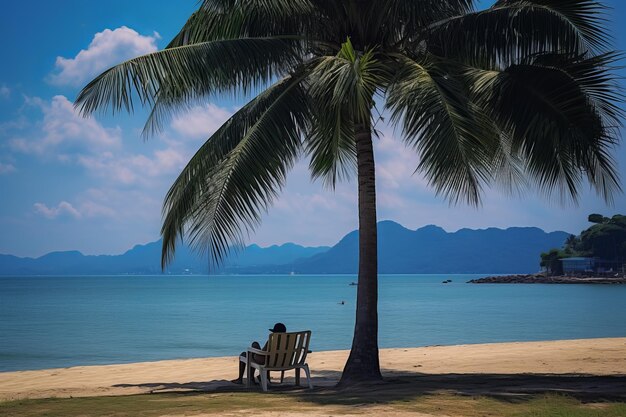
[75, 37, 302, 120]
[469, 52, 622, 203]
[368, 0, 475, 46]
[305, 40, 389, 187]
[529, 51, 624, 127]
[424, 0, 611, 68]
[168, 0, 315, 47]
[161, 74, 309, 268]
[310, 39, 388, 127]
[306, 102, 357, 188]
[489, 130, 529, 197]
[386, 54, 502, 206]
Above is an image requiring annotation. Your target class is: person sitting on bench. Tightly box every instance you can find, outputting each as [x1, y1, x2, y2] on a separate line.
[232, 322, 286, 384]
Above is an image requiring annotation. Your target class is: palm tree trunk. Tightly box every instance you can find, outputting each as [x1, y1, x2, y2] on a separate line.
[339, 122, 383, 386]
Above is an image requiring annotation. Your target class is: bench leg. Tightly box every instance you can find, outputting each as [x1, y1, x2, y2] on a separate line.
[295, 368, 300, 386]
[260, 368, 269, 392]
[246, 359, 252, 388]
[303, 364, 313, 389]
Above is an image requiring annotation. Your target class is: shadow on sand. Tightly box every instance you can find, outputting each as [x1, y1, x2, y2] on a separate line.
[112, 369, 626, 404]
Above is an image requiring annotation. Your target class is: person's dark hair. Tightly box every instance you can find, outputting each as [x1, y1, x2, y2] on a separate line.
[269, 322, 286, 333]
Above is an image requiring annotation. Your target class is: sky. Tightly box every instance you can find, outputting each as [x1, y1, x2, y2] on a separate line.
[1, 1, 626, 258]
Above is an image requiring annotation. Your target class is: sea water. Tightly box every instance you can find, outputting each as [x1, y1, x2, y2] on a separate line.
[1, 274, 625, 372]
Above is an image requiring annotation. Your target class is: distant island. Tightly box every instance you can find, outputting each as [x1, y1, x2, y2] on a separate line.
[468, 214, 626, 284]
[0, 221, 569, 275]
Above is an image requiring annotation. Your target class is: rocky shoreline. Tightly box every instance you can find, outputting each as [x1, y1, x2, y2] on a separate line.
[468, 274, 626, 284]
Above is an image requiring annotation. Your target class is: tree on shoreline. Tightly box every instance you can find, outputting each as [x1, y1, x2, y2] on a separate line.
[77, 1, 622, 385]
[579, 214, 626, 261]
[540, 249, 566, 276]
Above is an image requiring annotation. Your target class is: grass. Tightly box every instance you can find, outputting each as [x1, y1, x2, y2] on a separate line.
[391, 394, 626, 417]
[2, 391, 625, 417]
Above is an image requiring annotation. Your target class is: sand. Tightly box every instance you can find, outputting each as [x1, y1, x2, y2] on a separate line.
[1, 337, 624, 401]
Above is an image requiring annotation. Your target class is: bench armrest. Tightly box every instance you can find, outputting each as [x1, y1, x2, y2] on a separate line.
[247, 347, 269, 356]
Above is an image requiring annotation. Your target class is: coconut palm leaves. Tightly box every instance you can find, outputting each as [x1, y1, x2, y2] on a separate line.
[167, 0, 315, 46]
[425, 0, 611, 68]
[307, 40, 389, 187]
[161, 74, 309, 267]
[77, 0, 622, 266]
[470, 52, 622, 201]
[387, 55, 500, 205]
[75, 37, 304, 135]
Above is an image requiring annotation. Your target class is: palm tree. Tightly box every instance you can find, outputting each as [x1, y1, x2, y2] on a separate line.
[76, 0, 622, 385]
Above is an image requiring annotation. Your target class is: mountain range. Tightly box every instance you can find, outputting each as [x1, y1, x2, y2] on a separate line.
[0, 221, 569, 275]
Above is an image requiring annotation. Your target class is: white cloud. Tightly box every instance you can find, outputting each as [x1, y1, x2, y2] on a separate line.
[153, 148, 188, 172]
[77, 146, 187, 185]
[0, 116, 29, 134]
[7, 98, 232, 186]
[34, 201, 82, 220]
[171, 104, 233, 139]
[375, 130, 426, 190]
[10, 95, 121, 154]
[33, 199, 116, 220]
[0, 85, 9, 99]
[79, 200, 116, 218]
[83, 187, 161, 222]
[0, 163, 16, 174]
[49, 26, 159, 87]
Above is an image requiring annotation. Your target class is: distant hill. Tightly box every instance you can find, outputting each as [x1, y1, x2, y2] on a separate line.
[0, 221, 569, 275]
[0, 241, 329, 275]
[282, 221, 569, 274]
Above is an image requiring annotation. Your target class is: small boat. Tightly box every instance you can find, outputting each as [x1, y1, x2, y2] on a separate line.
[349, 282, 358, 286]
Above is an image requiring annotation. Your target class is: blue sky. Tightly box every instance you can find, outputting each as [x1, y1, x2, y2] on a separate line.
[1, 1, 625, 257]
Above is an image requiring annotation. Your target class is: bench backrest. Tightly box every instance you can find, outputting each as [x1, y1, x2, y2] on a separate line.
[265, 330, 311, 369]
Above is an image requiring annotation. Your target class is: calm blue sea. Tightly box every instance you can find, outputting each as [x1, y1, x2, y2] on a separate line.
[1, 274, 625, 372]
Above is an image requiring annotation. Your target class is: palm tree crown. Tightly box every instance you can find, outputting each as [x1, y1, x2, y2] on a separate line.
[77, 0, 622, 384]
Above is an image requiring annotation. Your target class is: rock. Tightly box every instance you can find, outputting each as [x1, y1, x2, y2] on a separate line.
[467, 275, 626, 284]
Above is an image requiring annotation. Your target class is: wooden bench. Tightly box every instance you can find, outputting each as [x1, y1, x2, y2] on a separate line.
[242, 330, 313, 391]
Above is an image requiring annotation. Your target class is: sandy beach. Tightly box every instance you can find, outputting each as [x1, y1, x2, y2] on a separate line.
[1, 337, 624, 401]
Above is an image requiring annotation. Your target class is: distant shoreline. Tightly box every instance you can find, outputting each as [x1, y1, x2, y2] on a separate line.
[469, 274, 626, 284]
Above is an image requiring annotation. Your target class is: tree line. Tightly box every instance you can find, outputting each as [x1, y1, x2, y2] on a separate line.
[541, 214, 626, 275]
